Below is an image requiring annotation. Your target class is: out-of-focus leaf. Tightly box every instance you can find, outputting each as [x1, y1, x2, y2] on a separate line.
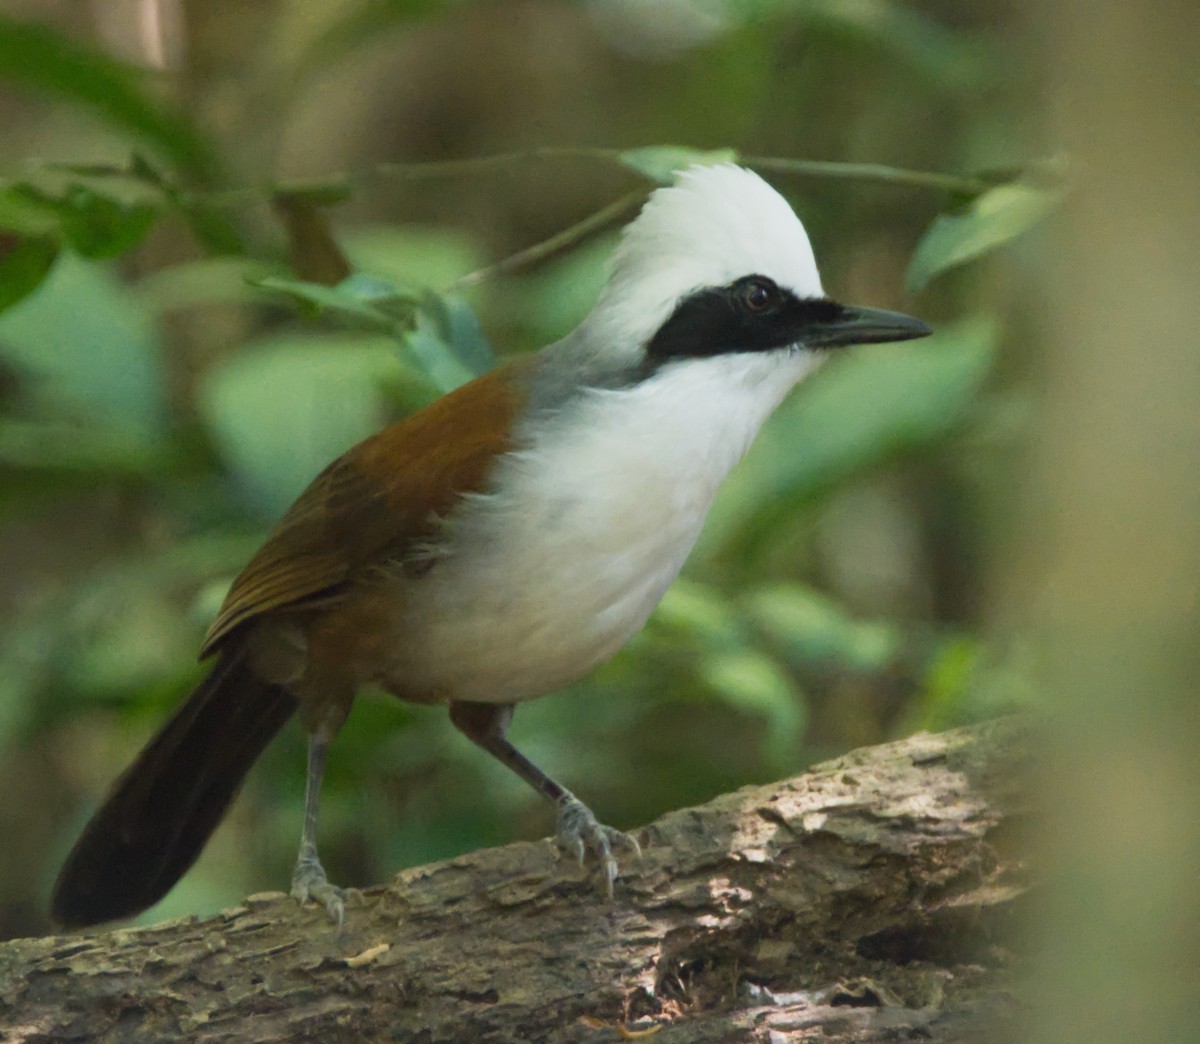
[410, 291, 496, 388]
[506, 235, 613, 345]
[907, 183, 1061, 291]
[401, 311, 478, 393]
[802, 0, 996, 93]
[701, 316, 998, 556]
[61, 569, 198, 699]
[0, 253, 166, 434]
[620, 146, 738, 184]
[0, 418, 174, 477]
[297, 0, 459, 74]
[0, 232, 58, 313]
[648, 579, 804, 769]
[697, 648, 804, 768]
[744, 583, 901, 672]
[344, 227, 495, 385]
[249, 273, 413, 331]
[199, 335, 402, 516]
[2, 183, 158, 260]
[341, 272, 422, 320]
[905, 638, 1039, 732]
[252, 271, 493, 393]
[59, 187, 156, 258]
[651, 578, 744, 646]
[0, 182, 157, 284]
[137, 257, 274, 314]
[0, 185, 59, 237]
[0, 15, 217, 180]
[30, 155, 243, 254]
[174, 192, 246, 256]
[343, 226, 482, 291]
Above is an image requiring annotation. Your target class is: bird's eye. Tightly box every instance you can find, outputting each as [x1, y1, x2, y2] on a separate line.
[739, 278, 778, 314]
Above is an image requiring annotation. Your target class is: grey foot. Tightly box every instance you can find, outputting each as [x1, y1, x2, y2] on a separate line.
[555, 793, 641, 897]
[291, 853, 346, 928]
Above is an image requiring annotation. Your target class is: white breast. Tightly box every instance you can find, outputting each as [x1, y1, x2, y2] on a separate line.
[390, 349, 820, 703]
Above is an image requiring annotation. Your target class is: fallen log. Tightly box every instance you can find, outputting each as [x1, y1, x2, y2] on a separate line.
[0, 718, 1032, 1043]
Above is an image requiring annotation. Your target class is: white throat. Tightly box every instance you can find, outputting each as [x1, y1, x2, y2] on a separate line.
[392, 349, 820, 703]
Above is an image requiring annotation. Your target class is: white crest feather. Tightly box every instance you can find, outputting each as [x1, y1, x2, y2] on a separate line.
[584, 163, 824, 353]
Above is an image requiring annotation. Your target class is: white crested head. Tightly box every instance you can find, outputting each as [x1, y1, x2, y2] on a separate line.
[583, 164, 824, 353]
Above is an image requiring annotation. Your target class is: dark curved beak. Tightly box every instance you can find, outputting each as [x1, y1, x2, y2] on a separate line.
[805, 304, 931, 350]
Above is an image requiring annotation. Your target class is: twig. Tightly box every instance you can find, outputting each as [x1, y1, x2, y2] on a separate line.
[743, 155, 991, 196]
[25, 148, 996, 214]
[449, 190, 647, 289]
[373, 146, 623, 181]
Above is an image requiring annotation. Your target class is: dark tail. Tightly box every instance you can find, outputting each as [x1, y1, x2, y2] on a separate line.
[51, 648, 298, 928]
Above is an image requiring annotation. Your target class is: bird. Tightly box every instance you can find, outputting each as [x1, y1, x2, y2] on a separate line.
[50, 163, 931, 929]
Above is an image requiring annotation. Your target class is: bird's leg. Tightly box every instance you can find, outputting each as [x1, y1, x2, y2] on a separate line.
[449, 701, 640, 896]
[290, 731, 346, 927]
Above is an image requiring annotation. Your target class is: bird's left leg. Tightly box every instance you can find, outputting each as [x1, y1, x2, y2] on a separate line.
[290, 729, 347, 927]
[449, 700, 641, 896]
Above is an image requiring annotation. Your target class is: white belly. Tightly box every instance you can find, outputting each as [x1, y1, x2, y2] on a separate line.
[389, 350, 818, 702]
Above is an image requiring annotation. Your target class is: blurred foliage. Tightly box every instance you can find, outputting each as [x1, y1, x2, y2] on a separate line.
[0, 0, 1055, 937]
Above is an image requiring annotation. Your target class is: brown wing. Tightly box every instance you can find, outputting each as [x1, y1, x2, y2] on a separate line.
[199, 360, 529, 658]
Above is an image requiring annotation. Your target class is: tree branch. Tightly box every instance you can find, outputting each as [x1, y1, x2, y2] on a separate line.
[0, 719, 1032, 1043]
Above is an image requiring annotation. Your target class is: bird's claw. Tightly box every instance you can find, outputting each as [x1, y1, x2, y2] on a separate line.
[555, 793, 641, 897]
[291, 853, 346, 929]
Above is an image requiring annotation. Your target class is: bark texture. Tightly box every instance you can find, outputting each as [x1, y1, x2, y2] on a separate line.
[0, 719, 1032, 1043]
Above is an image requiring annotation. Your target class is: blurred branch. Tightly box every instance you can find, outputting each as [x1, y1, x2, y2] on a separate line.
[374, 146, 995, 197]
[451, 190, 647, 289]
[9, 145, 1012, 298]
[2, 720, 1032, 1042]
[744, 156, 992, 196]
[374, 144, 626, 179]
[27, 145, 1001, 210]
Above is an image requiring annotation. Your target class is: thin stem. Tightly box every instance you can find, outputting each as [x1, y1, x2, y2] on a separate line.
[373, 145, 624, 181]
[449, 189, 647, 289]
[26, 148, 996, 213]
[372, 148, 991, 197]
[742, 155, 992, 196]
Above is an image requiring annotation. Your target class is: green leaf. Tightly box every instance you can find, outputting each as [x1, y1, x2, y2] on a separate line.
[744, 583, 900, 672]
[199, 335, 402, 516]
[802, 0, 996, 93]
[339, 272, 422, 320]
[0, 418, 174, 477]
[409, 291, 496, 388]
[251, 272, 494, 393]
[4, 183, 158, 260]
[136, 257, 274, 314]
[652, 578, 745, 647]
[697, 648, 804, 769]
[620, 146, 738, 184]
[505, 236, 612, 345]
[0, 15, 218, 180]
[58, 185, 157, 257]
[0, 253, 166, 434]
[701, 316, 998, 555]
[298, 0, 460, 74]
[0, 232, 58, 313]
[249, 273, 412, 331]
[907, 183, 1061, 291]
[343, 225, 483, 290]
[0, 185, 60, 237]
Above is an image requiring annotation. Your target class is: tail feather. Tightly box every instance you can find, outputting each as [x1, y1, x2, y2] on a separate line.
[51, 649, 298, 928]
